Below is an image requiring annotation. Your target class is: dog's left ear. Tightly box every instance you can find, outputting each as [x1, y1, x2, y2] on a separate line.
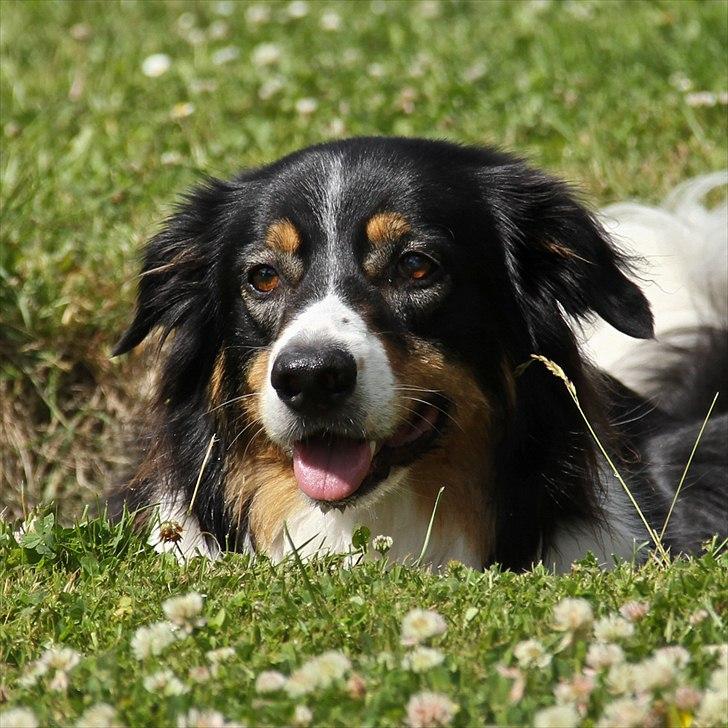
[482, 163, 654, 340]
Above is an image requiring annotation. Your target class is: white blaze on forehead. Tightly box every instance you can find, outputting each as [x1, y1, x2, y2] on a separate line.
[260, 293, 397, 444]
[320, 153, 344, 245]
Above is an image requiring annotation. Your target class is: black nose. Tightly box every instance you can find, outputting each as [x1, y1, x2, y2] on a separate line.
[271, 345, 357, 414]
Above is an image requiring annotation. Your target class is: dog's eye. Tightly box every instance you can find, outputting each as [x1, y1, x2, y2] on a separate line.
[397, 252, 438, 283]
[248, 264, 280, 294]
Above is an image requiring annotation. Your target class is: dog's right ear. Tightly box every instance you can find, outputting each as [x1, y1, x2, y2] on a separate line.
[112, 178, 232, 356]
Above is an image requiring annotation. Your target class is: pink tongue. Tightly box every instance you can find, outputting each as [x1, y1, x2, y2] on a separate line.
[293, 439, 372, 501]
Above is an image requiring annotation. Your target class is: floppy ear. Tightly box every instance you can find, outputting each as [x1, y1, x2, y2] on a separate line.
[113, 178, 231, 356]
[482, 163, 654, 340]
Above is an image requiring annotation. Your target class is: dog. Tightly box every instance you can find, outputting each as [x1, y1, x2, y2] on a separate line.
[110, 137, 727, 571]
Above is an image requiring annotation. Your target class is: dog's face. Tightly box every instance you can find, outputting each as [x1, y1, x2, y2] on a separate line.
[116, 138, 653, 558]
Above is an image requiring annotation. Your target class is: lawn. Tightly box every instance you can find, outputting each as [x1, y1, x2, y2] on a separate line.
[1, 517, 727, 727]
[1, 0, 727, 726]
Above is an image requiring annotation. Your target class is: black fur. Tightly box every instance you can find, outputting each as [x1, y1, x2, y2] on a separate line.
[111, 137, 726, 568]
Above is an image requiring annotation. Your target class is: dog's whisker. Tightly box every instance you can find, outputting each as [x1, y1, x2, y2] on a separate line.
[207, 392, 258, 414]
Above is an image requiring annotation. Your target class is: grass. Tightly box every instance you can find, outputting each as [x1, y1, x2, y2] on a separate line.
[1, 516, 727, 726]
[1, 1, 727, 725]
[1, 0, 727, 519]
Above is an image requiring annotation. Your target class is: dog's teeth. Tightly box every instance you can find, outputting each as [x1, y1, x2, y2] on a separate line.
[369, 441, 377, 456]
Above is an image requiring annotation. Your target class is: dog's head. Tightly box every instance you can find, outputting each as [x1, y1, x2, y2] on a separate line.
[116, 138, 653, 561]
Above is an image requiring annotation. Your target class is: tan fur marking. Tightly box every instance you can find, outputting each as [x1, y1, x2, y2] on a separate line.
[366, 212, 411, 246]
[224, 348, 303, 550]
[209, 351, 226, 405]
[385, 337, 495, 565]
[266, 218, 301, 254]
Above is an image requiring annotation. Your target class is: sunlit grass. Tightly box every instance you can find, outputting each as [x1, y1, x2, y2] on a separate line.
[1, 0, 726, 518]
[1, 515, 726, 726]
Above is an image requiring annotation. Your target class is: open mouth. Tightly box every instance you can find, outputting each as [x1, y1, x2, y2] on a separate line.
[292, 396, 448, 506]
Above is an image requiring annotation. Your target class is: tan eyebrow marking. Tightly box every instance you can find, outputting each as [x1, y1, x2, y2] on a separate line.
[265, 218, 301, 254]
[366, 211, 411, 247]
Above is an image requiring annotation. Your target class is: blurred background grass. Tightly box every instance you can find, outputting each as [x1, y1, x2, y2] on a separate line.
[1, 0, 726, 520]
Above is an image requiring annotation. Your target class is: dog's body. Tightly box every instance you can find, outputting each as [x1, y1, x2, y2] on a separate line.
[111, 138, 727, 570]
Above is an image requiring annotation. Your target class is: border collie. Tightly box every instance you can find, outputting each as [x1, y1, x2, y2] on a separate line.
[110, 138, 727, 571]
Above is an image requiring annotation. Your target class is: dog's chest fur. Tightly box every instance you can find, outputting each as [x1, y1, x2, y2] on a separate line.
[266, 469, 485, 569]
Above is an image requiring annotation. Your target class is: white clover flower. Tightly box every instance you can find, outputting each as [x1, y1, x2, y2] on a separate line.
[40, 645, 82, 672]
[76, 703, 119, 728]
[292, 705, 312, 727]
[161, 151, 183, 166]
[0, 708, 38, 728]
[142, 54, 172, 78]
[695, 689, 728, 727]
[251, 43, 281, 67]
[245, 4, 271, 25]
[177, 708, 230, 728]
[594, 615, 635, 642]
[619, 601, 649, 622]
[686, 91, 718, 108]
[211, 46, 240, 65]
[598, 696, 651, 727]
[606, 663, 637, 695]
[325, 118, 346, 137]
[669, 72, 693, 92]
[401, 609, 447, 646]
[131, 621, 177, 660]
[463, 61, 487, 83]
[256, 670, 287, 693]
[367, 63, 385, 79]
[162, 592, 204, 633]
[632, 654, 678, 691]
[69, 22, 92, 41]
[342, 48, 361, 65]
[553, 598, 593, 633]
[708, 667, 726, 692]
[206, 647, 235, 664]
[320, 11, 342, 31]
[208, 20, 228, 39]
[18, 661, 48, 687]
[48, 670, 69, 692]
[285, 651, 350, 696]
[554, 673, 595, 706]
[689, 608, 709, 625]
[418, 0, 441, 18]
[586, 642, 624, 670]
[287, 1, 309, 19]
[214, 1, 235, 16]
[513, 639, 552, 669]
[258, 77, 285, 101]
[143, 669, 189, 696]
[294, 98, 318, 116]
[177, 12, 196, 31]
[533, 703, 580, 728]
[285, 663, 320, 698]
[372, 534, 393, 554]
[170, 102, 195, 120]
[402, 647, 445, 673]
[405, 691, 458, 728]
[672, 686, 703, 711]
[654, 645, 690, 669]
[188, 666, 211, 683]
[186, 28, 206, 46]
[313, 650, 350, 685]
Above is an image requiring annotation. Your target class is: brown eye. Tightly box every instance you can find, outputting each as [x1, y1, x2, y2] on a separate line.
[397, 252, 437, 282]
[248, 264, 280, 294]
